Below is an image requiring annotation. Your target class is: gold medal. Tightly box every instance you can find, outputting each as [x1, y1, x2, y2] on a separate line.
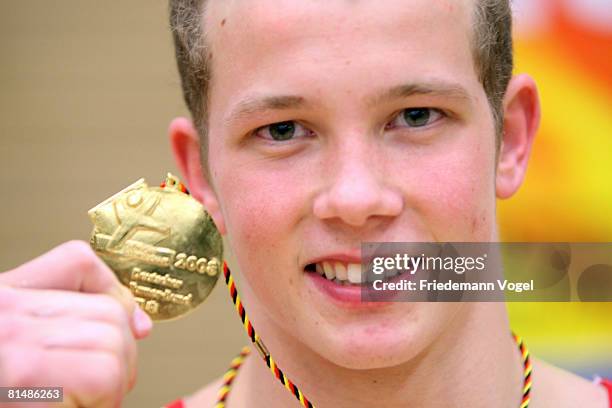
[88, 173, 222, 321]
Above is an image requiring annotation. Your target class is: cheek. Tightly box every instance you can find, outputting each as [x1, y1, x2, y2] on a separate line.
[406, 136, 496, 240]
[212, 160, 306, 296]
[220, 171, 298, 242]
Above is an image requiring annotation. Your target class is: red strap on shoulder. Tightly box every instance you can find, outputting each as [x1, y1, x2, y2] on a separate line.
[601, 378, 612, 408]
[163, 399, 185, 408]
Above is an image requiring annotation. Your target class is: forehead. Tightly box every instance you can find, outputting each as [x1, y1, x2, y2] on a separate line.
[204, 0, 480, 116]
[205, 0, 475, 41]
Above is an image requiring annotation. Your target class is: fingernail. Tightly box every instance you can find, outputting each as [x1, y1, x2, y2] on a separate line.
[133, 306, 153, 338]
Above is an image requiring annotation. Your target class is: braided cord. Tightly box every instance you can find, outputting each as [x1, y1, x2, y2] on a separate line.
[219, 261, 533, 408]
[513, 333, 533, 408]
[214, 347, 251, 408]
[222, 261, 315, 408]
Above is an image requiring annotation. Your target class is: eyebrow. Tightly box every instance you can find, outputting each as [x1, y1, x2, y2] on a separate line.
[367, 81, 473, 107]
[224, 95, 308, 126]
[224, 81, 473, 126]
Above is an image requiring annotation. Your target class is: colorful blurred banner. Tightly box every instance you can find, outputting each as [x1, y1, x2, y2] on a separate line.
[500, 0, 612, 378]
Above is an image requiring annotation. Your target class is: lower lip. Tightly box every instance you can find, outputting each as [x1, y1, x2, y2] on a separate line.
[305, 271, 407, 308]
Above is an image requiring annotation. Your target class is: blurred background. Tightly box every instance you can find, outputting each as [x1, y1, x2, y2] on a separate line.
[501, 0, 612, 382]
[0, 0, 610, 405]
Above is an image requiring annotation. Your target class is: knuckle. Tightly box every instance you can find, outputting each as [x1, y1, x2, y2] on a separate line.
[61, 240, 99, 271]
[0, 314, 25, 343]
[102, 325, 125, 354]
[98, 296, 130, 328]
[0, 285, 18, 309]
[61, 240, 94, 256]
[0, 346, 40, 387]
[91, 352, 124, 396]
[102, 353, 122, 382]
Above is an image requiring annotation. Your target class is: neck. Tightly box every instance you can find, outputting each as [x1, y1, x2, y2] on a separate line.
[230, 302, 525, 408]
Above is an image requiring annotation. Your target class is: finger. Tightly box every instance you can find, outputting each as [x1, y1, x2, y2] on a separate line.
[0, 285, 151, 344]
[0, 241, 152, 337]
[41, 319, 138, 394]
[131, 305, 153, 340]
[0, 310, 137, 396]
[0, 241, 122, 295]
[1, 286, 128, 324]
[46, 323, 136, 390]
[1, 346, 127, 408]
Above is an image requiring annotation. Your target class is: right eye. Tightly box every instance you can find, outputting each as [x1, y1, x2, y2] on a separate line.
[254, 121, 313, 142]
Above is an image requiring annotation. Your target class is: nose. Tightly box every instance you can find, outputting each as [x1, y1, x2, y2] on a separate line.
[312, 139, 403, 228]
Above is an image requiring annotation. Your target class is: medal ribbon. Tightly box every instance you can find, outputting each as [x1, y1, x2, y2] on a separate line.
[220, 261, 533, 408]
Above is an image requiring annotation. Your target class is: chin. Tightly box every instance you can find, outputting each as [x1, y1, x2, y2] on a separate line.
[315, 318, 428, 370]
[302, 302, 459, 370]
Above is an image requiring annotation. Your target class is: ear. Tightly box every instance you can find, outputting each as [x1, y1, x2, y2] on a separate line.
[169, 117, 227, 235]
[496, 74, 541, 199]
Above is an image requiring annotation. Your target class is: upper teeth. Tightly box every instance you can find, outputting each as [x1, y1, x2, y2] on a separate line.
[315, 262, 363, 284]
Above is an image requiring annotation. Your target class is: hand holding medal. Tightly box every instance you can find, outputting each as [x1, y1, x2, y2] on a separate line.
[0, 174, 220, 407]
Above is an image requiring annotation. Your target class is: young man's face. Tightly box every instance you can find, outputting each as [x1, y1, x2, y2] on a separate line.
[186, 0, 514, 368]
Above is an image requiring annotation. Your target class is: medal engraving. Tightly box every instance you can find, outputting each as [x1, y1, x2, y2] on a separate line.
[88, 174, 222, 320]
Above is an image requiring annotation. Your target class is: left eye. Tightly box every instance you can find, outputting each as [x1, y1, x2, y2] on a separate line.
[254, 121, 312, 141]
[387, 108, 444, 129]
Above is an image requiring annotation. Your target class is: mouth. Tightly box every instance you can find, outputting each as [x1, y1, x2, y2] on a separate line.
[304, 260, 407, 306]
[304, 261, 406, 285]
[304, 261, 366, 285]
